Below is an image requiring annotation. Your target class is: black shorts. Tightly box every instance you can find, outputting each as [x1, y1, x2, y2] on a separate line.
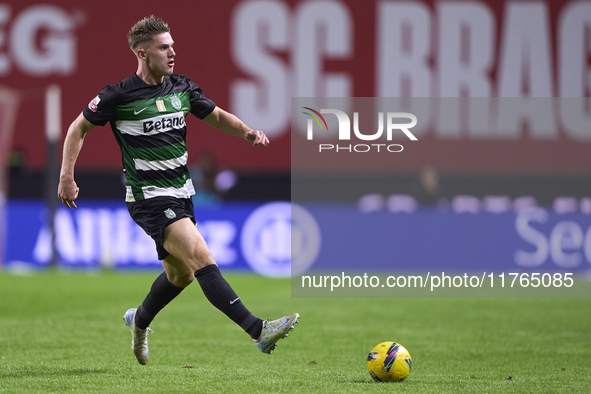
[127, 197, 196, 260]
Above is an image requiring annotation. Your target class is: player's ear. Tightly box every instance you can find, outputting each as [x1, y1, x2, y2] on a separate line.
[136, 47, 146, 60]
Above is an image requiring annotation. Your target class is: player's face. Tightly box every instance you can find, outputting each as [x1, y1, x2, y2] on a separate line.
[145, 32, 175, 77]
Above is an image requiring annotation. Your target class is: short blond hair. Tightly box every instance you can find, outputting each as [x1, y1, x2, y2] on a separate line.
[127, 15, 170, 50]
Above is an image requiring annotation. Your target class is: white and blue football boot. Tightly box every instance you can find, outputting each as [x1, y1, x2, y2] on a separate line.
[255, 313, 300, 354]
[123, 308, 153, 365]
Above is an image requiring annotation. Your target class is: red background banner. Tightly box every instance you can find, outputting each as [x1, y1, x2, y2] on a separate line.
[1, 0, 587, 173]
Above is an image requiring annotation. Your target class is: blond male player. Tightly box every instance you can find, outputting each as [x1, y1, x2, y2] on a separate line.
[58, 15, 298, 365]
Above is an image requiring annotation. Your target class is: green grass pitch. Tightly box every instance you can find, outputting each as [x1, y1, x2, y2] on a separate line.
[0, 270, 589, 393]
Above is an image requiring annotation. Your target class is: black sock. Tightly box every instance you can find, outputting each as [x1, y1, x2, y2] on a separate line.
[195, 265, 263, 339]
[135, 271, 185, 329]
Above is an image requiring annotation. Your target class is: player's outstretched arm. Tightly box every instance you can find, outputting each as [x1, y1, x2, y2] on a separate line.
[57, 113, 96, 208]
[203, 107, 269, 147]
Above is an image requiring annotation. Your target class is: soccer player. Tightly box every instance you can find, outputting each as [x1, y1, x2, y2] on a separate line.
[57, 15, 299, 365]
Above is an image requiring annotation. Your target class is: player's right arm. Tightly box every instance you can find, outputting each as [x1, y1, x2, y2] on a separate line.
[57, 113, 96, 208]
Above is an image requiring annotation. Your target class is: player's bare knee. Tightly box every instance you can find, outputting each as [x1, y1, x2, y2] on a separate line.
[186, 247, 217, 271]
[188, 257, 217, 272]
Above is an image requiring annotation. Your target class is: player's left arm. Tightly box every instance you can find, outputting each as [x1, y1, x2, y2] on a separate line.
[203, 107, 269, 147]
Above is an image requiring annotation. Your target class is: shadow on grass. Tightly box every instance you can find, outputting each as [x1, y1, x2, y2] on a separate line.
[350, 378, 416, 385]
[0, 367, 108, 378]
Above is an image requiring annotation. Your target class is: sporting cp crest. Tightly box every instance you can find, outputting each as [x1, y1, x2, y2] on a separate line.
[164, 208, 177, 219]
[170, 96, 182, 111]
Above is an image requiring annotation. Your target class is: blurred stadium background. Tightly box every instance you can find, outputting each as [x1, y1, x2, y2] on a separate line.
[0, 0, 590, 277]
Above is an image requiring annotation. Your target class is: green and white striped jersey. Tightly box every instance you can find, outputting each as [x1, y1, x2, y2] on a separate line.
[83, 73, 216, 202]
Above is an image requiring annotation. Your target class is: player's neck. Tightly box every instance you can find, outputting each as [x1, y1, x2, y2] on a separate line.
[136, 66, 164, 85]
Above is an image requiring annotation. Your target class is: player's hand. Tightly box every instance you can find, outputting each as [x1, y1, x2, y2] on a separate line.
[244, 129, 269, 147]
[57, 178, 79, 208]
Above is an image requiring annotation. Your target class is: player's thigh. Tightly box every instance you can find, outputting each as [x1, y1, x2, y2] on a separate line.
[162, 217, 216, 271]
[162, 254, 194, 287]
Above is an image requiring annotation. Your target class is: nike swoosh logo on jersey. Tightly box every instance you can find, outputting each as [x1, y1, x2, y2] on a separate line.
[134, 107, 148, 115]
[230, 298, 240, 305]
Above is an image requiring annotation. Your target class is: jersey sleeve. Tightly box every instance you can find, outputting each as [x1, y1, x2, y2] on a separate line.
[187, 79, 216, 119]
[82, 85, 117, 126]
